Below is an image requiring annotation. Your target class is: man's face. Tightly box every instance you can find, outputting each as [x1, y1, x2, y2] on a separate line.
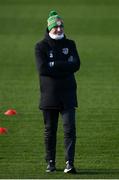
[50, 26, 64, 35]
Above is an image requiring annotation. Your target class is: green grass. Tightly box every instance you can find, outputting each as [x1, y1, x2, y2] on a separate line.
[0, 0, 119, 178]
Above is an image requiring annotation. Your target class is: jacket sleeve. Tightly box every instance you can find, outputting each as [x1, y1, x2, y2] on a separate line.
[35, 42, 70, 77]
[35, 42, 51, 75]
[54, 40, 80, 73]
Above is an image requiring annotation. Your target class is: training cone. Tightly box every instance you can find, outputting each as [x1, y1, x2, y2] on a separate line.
[4, 109, 17, 116]
[0, 127, 8, 134]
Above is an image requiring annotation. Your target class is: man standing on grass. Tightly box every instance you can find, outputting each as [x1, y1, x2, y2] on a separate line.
[35, 10, 80, 173]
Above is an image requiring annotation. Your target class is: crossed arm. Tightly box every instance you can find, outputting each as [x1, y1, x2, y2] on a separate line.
[35, 41, 80, 77]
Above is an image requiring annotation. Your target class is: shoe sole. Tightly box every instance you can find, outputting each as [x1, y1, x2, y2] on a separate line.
[64, 168, 77, 174]
[64, 168, 72, 173]
[46, 169, 56, 173]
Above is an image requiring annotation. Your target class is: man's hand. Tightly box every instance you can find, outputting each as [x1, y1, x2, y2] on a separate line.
[68, 56, 73, 63]
[48, 61, 55, 67]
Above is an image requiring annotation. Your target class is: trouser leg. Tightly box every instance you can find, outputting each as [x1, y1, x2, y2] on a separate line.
[61, 108, 76, 164]
[42, 109, 59, 162]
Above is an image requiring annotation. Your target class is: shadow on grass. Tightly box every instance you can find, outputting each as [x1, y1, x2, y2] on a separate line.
[78, 169, 119, 175]
[45, 168, 119, 178]
[56, 168, 64, 172]
[56, 168, 80, 174]
[56, 168, 119, 174]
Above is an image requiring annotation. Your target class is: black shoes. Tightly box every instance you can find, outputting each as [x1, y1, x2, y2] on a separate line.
[46, 160, 76, 174]
[64, 161, 77, 174]
[46, 160, 56, 172]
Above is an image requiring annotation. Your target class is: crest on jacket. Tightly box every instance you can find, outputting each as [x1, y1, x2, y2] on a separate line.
[62, 48, 69, 55]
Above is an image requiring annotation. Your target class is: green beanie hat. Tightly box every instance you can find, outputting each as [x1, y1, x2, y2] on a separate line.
[47, 10, 64, 31]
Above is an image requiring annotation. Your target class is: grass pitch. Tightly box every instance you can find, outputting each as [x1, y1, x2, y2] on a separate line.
[0, 0, 119, 178]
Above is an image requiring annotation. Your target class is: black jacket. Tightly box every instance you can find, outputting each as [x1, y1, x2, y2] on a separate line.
[35, 30, 80, 110]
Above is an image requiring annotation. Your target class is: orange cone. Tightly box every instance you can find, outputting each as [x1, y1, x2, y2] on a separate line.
[4, 109, 17, 116]
[0, 127, 8, 134]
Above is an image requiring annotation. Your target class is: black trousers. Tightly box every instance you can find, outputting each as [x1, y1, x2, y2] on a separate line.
[42, 108, 76, 164]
